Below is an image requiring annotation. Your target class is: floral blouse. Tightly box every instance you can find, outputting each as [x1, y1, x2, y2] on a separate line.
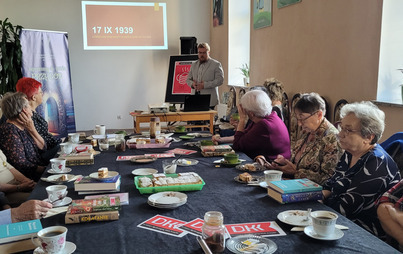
[32, 111, 61, 149]
[0, 123, 46, 180]
[378, 179, 403, 211]
[292, 119, 342, 185]
[323, 145, 401, 237]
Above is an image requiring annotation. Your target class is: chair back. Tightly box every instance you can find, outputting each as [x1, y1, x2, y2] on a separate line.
[381, 132, 403, 174]
[290, 93, 302, 143]
[333, 99, 348, 126]
[282, 92, 290, 130]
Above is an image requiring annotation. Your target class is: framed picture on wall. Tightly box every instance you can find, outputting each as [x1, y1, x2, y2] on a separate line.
[164, 55, 198, 104]
[213, 0, 224, 27]
[254, 0, 272, 29]
[278, 0, 301, 9]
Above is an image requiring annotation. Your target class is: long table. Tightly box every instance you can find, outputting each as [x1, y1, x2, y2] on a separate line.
[27, 135, 398, 254]
[130, 110, 217, 134]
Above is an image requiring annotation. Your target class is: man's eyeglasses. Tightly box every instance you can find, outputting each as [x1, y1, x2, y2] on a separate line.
[295, 111, 318, 123]
[337, 124, 361, 136]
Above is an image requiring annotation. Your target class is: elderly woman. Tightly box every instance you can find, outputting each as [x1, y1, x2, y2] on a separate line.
[232, 90, 290, 161]
[0, 92, 47, 181]
[322, 101, 401, 238]
[259, 92, 342, 185]
[16, 77, 61, 160]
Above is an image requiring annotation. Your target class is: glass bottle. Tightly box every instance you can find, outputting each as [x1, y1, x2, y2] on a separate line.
[150, 117, 161, 139]
[115, 134, 126, 152]
[202, 211, 225, 253]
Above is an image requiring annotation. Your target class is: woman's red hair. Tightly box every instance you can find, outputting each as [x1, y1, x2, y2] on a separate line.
[16, 77, 42, 99]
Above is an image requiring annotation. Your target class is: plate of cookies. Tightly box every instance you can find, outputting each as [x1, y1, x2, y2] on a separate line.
[234, 173, 263, 184]
[236, 163, 265, 172]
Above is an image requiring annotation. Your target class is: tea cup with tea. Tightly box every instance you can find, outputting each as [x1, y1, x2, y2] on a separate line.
[98, 138, 109, 151]
[50, 158, 66, 173]
[223, 153, 239, 164]
[60, 142, 73, 154]
[264, 170, 283, 184]
[310, 210, 338, 237]
[46, 185, 68, 205]
[162, 160, 177, 174]
[94, 124, 106, 135]
[68, 133, 80, 144]
[31, 226, 68, 254]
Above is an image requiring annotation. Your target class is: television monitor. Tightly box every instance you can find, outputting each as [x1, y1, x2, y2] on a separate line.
[164, 54, 198, 104]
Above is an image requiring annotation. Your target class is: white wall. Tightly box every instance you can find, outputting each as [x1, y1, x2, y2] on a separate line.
[0, 0, 210, 131]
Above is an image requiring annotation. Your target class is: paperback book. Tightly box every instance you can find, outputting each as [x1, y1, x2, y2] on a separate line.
[65, 208, 119, 224]
[200, 145, 232, 153]
[0, 219, 42, 244]
[84, 192, 129, 205]
[69, 196, 121, 214]
[74, 175, 121, 191]
[267, 178, 322, 194]
[267, 188, 323, 204]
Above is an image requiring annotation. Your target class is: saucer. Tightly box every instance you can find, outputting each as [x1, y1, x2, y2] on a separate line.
[221, 160, 242, 167]
[48, 168, 72, 174]
[34, 241, 76, 254]
[132, 168, 158, 176]
[43, 197, 72, 207]
[179, 135, 195, 140]
[304, 226, 344, 240]
[89, 171, 119, 180]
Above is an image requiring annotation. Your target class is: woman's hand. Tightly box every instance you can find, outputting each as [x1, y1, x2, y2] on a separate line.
[18, 180, 36, 192]
[212, 134, 221, 145]
[18, 109, 35, 132]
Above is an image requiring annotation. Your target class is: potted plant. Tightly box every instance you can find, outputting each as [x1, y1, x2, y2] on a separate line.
[239, 63, 250, 87]
[0, 18, 23, 95]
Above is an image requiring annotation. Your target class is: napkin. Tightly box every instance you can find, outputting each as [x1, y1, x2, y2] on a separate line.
[44, 206, 68, 218]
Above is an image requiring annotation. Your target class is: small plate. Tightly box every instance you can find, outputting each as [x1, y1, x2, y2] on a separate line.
[234, 176, 263, 184]
[175, 159, 199, 166]
[132, 168, 158, 176]
[43, 197, 72, 207]
[236, 163, 265, 172]
[47, 168, 72, 174]
[148, 191, 188, 205]
[47, 174, 75, 184]
[277, 210, 312, 227]
[130, 156, 157, 164]
[304, 226, 344, 241]
[34, 241, 76, 254]
[89, 171, 119, 180]
[226, 234, 277, 254]
[179, 135, 195, 140]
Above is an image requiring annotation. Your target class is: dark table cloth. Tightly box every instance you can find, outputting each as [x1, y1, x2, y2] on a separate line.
[26, 135, 399, 254]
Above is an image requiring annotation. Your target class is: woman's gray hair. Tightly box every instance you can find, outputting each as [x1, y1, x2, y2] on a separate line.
[295, 92, 326, 115]
[0, 92, 29, 120]
[240, 90, 272, 118]
[340, 101, 385, 144]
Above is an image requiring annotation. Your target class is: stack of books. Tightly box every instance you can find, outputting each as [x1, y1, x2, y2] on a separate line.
[0, 219, 42, 253]
[65, 196, 121, 224]
[59, 152, 94, 166]
[74, 175, 121, 195]
[267, 178, 323, 204]
[200, 145, 234, 157]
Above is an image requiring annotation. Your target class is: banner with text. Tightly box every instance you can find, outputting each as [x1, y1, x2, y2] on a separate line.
[20, 29, 76, 138]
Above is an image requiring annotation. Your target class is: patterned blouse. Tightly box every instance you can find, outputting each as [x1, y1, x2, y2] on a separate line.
[323, 145, 401, 237]
[32, 111, 61, 149]
[0, 123, 46, 180]
[378, 179, 403, 211]
[291, 119, 342, 185]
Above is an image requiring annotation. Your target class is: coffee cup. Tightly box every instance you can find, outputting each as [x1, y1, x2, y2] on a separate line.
[175, 126, 186, 133]
[68, 133, 79, 143]
[32, 226, 67, 254]
[94, 124, 106, 135]
[50, 158, 66, 172]
[98, 138, 109, 151]
[264, 170, 283, 184]
[162, 160, 177, 174]
[310, 210, 338, 236]
[46, 185, 68, 205]
[60, 142, 73, 154]
[223, 153, 239, 164]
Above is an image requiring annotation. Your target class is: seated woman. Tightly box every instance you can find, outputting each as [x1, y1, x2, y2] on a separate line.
[232, 90, 290, 161]
[259, 92, 342, 185]
[0, 149, 35, 207]
[322, 101, 401, 238]
[377, 179, 403, 251]
[263, 78, 285, 121]
[16, 77, 61, 161]
[0, 92, 48, 181]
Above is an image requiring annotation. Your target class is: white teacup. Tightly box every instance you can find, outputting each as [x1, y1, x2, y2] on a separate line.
[46, 185, 68, 204]
[98, 138, 109, 151]
[264, 170, 283, 184]
[310, 210, 338, 236]
[60, 142, 73, 154]
[162, 160, 177, 174]
[68, 133, 80, 143]
[32, 226, 67, 254]
[50, 158, 66, 172]
[94, 124, 106, 135]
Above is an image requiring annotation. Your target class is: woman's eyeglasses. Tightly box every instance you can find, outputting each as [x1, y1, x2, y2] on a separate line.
[337, 124, 361, 136]
[296, 111, 319, 123]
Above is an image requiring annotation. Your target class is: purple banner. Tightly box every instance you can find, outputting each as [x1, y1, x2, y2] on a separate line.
[20, 29, 76, 137]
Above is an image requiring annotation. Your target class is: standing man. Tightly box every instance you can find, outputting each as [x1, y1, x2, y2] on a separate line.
[186, 43, 224, 108]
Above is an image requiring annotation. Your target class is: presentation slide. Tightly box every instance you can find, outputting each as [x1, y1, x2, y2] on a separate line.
[82, 1, 167, 50]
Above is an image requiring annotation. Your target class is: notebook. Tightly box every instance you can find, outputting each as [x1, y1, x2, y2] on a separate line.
[183, 95, 211, 112]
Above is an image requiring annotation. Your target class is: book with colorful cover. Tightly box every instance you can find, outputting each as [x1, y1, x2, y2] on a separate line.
[65, 208, 119, 224]
[84, 192, 129, 205]
[69, 196, 121, 214]
[267, 178, 322, 194]
[200, 145, 232, 153]
[0, 219, 42, 244]
[74, 175, 121, 191]
[267, 187, 323, 204]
